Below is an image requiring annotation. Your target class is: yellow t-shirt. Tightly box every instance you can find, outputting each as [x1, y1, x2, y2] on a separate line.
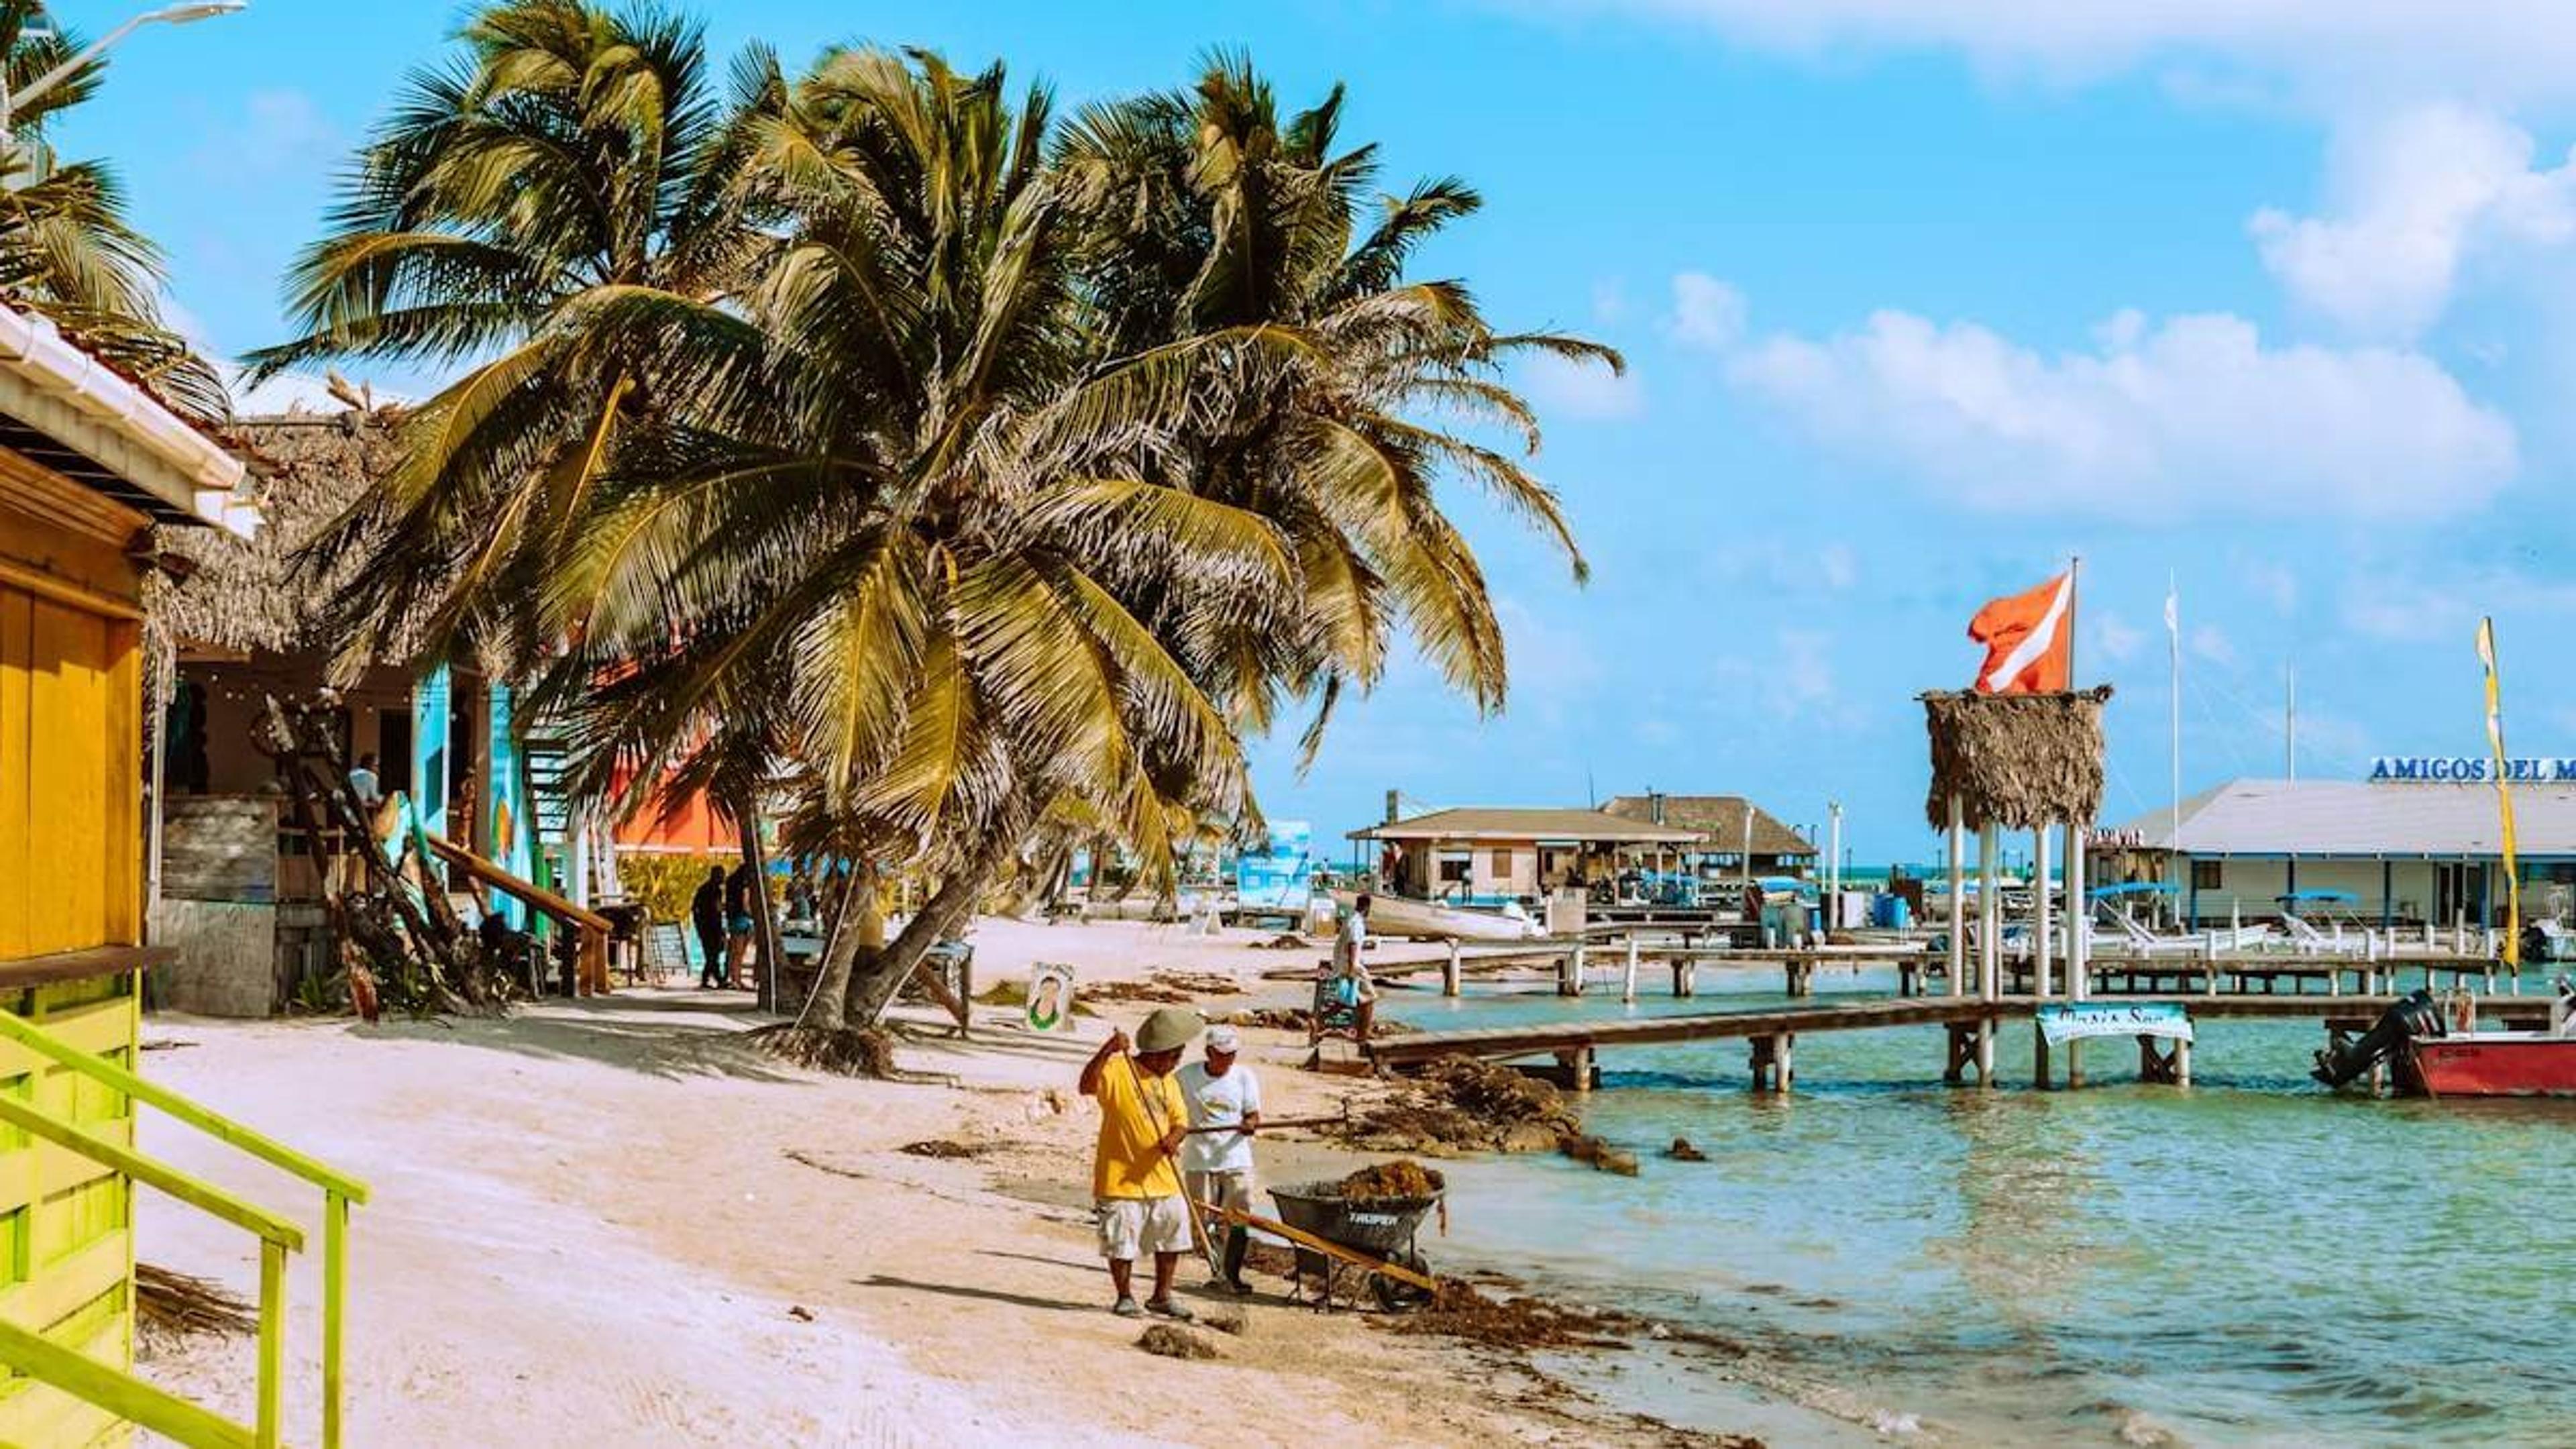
[1091, 1059, 1187, 1200]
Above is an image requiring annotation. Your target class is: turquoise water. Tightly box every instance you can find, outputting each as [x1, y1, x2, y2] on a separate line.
[1393, 969, 2576, 1446]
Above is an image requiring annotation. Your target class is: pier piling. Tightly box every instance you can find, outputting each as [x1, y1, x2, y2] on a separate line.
[1623, 938, 1640, 1004]
[1442, 940, 1461, 998]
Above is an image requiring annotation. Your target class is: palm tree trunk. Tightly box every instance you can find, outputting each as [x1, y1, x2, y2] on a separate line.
[733, 793, 784, 1014]
[845, 831, 1016, 1028]
[798, 863, 877, 1032]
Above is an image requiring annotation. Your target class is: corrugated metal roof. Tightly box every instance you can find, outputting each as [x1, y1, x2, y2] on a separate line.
[2107, 777, 2576, 857]
[1350, 807, 1704, 844]
[1599, 794, 1816, 855]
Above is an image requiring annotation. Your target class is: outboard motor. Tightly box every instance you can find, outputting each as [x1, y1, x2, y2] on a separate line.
[2313, 989, 2446, 1088]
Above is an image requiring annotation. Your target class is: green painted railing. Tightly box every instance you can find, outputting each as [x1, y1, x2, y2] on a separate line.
[0, 1009, 368, 1448]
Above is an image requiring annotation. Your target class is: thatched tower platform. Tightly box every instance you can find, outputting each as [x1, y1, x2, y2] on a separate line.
[1921, 687, 2112, 833]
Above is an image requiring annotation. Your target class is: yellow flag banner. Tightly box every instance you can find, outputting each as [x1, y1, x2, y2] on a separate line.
[2478, 617, 2521, 969]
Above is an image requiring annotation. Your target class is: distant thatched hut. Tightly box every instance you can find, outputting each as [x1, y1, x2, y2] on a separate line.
[1921, 688, 2112, 833]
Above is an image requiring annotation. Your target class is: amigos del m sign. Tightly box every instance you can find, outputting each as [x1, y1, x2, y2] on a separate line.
[2369, 755, 2576, 784]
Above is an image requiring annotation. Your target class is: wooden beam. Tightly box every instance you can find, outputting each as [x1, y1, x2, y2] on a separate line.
[423, 831, 611, 934]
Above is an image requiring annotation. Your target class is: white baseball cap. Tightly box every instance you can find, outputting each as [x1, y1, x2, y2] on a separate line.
[1205, 1025, 1242, 1054]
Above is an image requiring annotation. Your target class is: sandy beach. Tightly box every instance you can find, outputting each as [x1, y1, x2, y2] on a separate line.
[125, 918, 1874, 1447]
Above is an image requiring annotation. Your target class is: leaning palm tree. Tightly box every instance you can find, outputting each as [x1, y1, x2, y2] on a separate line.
[0, 1, 225, 420]
[537, 46, 1268, 1034]
[246, 0, 766, 671]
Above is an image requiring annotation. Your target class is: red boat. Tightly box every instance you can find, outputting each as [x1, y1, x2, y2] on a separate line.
[2408, 1032, 2576, 1098]
[2316, 983, 2576, 1098]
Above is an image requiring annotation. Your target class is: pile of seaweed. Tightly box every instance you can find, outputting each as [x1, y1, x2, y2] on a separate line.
[1336, 1056, 1579, 1155]
[1136, 1324, 1220, 1359]
[1336, 1057, 1638, 1175]
[1222, 1006, 1415, 1036]
[1338, 1159, 1446, 1200]
[897, 1139, 991, 1160]
[1381, 1279, 1636, 1350]
[1087, 971, 1244, 1005]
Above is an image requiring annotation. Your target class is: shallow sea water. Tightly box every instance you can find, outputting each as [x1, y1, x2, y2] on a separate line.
[1399, 966, 2576, 1446]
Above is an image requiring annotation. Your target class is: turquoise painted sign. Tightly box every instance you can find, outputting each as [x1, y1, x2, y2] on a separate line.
[2038, 1002, 2193, 1046]
[487, 683, 528, 929]
[413, 665, 451, 841]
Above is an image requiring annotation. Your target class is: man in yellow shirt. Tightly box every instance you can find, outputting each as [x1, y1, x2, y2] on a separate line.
[1079, 1006, 1200, 1320]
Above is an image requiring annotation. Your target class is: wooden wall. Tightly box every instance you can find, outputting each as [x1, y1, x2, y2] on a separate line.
[0, 487, 146, 1442]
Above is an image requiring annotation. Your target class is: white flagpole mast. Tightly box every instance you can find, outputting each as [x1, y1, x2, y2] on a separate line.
[2167, 572, 2182, 855]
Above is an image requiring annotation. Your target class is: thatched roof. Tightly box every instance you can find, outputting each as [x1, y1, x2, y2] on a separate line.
[1600, 795, 1814, 855]
[147, 407, 406, 659]
[1922, 688, 2112, 831]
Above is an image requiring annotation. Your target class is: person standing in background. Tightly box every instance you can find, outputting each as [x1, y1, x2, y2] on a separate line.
[692, 865, 729, 989]
[724, 861, 758, 993]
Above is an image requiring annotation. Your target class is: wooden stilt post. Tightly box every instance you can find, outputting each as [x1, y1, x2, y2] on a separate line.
[1788, 959, 1811, 998]
[1978, 824, 2000, 1006]
[2034, 825, 2055, 1002]
[1559, 948, 1582, 997]
[1947, 793, 1967, 998]
[1442, 939, 1462, 998]
[2176, 1034, 2192, 1087]
[2064, 818, 2086, 1087]
[1673, 959, 1695, 998]
[1623, 936, 1640, 1003]
[2035, 1021, 2052, 1089]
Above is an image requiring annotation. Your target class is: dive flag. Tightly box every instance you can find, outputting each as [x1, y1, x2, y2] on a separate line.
[1968, 572, 2075, 694]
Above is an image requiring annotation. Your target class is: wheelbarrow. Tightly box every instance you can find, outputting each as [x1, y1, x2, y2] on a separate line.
[1265, 1181, 1442, 1311]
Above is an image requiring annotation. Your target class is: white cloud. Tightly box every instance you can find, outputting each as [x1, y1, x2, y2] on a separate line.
[1719, 301, 2516, 519]
[1669, 272, 1747, 350]
[2233, 554, 2300, 614]
[193, 89, 341, 177]
[2250, 104, 2576, 337]
[1778, 629, 1836, 714]
[1533, 2, 2576, 112]
[2339, 567, 2576, 643]
[1591, 278, 1631, 325]
[2094, 611, 2145, 663]
[1817, 542, 1856, 590]
[2189, 623, 2239, 667]
[1521, 352, 1644, 421]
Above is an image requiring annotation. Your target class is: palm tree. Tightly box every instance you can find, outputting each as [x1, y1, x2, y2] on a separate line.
[1051, 54, 1619, 763]
[246, 0, 765, 671]
[0, 1, 225, 420]
[537, 46, 1267, 1033]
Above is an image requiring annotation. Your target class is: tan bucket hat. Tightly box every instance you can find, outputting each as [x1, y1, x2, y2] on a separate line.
[1135, 1006, 1205, 1053]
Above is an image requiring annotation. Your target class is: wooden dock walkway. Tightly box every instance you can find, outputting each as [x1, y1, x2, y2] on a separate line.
[1367, 992, 2559, 1093]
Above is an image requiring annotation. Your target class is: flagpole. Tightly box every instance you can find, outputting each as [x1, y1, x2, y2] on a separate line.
[2168, 570, 2182, 863]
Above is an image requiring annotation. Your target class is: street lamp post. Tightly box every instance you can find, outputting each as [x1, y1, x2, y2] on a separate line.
[0, 3, 246, 146]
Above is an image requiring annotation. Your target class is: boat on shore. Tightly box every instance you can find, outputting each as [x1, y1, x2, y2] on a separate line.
[1335, 889, 1543, 942]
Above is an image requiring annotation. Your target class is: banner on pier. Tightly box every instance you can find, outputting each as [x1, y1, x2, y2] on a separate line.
[2037, 1002, 2192, 1046]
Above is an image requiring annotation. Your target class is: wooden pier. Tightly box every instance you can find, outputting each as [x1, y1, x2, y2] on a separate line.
[1366, 992, 2558, 1095]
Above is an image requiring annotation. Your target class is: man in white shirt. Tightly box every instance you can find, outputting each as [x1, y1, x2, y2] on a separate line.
[1330, 894, 1377, 1040]
[1177, 1025, 1263, 1295]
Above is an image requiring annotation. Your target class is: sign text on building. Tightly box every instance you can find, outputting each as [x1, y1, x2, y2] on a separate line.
[2369, 755, 2576, 784]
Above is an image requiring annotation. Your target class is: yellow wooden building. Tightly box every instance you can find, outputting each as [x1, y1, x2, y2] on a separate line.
[0, 303, 364, 1448]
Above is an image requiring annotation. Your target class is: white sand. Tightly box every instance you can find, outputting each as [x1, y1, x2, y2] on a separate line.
[127, 918, 1847, 1446]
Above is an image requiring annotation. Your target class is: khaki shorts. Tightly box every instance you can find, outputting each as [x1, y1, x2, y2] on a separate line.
[1186, 1168, 1255, 1220]
[1095, 1194, 1191, 1260]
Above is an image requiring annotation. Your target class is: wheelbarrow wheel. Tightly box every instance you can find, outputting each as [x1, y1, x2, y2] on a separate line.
[1369, 1250, 1436, 1313]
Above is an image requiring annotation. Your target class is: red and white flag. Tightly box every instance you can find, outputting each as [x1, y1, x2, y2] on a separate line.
[1968, 571, 2074, 694]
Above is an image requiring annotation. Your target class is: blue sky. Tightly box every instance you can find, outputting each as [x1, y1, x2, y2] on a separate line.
[60, 1, 2576, 863]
